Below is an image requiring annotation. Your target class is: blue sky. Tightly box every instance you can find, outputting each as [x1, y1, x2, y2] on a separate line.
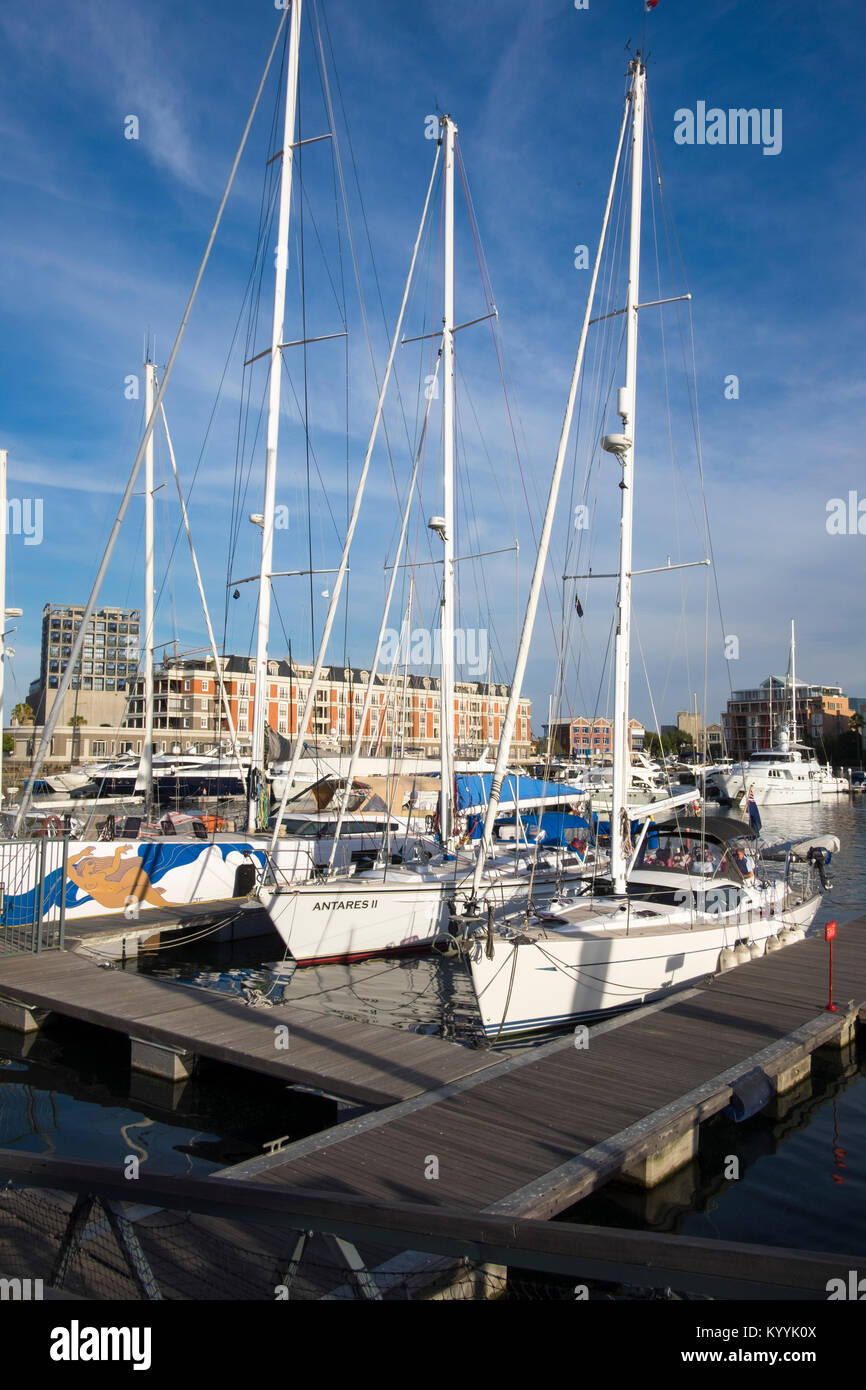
[1, 0, 864, 739]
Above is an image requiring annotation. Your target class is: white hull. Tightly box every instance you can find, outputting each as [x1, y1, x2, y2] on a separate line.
[260, 851, 591, 965]
[468, 891, 822, 1036]
[713, 773, 821, 807]
[820, 776, 850, 796]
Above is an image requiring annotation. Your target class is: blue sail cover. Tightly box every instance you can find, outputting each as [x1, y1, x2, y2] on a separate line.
[455, 773, 586, 814]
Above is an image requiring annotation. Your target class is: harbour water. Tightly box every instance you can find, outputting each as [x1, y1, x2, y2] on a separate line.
[0, 795, 863, 1268]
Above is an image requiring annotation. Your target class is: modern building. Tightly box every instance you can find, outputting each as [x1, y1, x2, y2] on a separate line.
[123, 655, 533, 761]
[722, 677, 849, 761]
[542, 715, 645, 759]
[27, 603, 140, 728]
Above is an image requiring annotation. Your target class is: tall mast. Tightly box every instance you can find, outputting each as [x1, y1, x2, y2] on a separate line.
[790, 617, 797, 743]
[439, 114, 457, 854]
[609, 54, 646, 895]
[0, 450, 6, 806]
[142, 358, 156, 818]
[248, 0, 303, 831]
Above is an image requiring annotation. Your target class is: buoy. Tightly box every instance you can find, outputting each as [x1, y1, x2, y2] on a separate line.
[734, 942, 751, 965]
[718, 947, 736, 972]
[748, 940, 764, 959]
[787, 924, 805, 942]
[765, 934, 781, 952]
[778, 927, 795, 946]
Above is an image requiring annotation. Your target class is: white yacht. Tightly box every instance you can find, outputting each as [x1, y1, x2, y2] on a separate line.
[709, 729, 822, 807]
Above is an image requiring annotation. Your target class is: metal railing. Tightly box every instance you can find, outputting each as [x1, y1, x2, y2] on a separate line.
[0, 836, 68, 953]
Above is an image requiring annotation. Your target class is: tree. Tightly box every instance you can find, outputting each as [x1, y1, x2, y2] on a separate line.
[12, 702, 34, 725]
[2, 734, 12, 755]
[69, 714, 86, 766]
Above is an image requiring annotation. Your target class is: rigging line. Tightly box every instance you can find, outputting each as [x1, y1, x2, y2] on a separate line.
[645, 102, 732, 713]
[296, 85, 320, 785]
[452, 386, 507, 687]
[279, 353, 344, 545]
[454, 152, 566, 687]
[160, 398, 245, 785]
[645, 115, 696, 716]
[227, 43, 286, 623]
[314, 1, 411, 496]
[13, 6, 292, 833]
[293, 158, 347, 323]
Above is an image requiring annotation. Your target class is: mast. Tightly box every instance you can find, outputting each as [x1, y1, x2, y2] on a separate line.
[0, 450, 6, 806]
[439, 114, 457, 854]
[248, 0, 303, 831]
[790, 618, 797, 744]
[142, 357, 156, 819]
[609, 54, 646, 895]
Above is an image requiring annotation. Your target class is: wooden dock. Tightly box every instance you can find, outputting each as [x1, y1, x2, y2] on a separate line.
[220, 917, 866, 1220]
[0, 951, 496, 1107]
[1, 921, 865, 1299]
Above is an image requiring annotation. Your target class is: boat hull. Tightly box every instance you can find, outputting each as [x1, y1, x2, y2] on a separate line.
[468, 894, 821, 1037]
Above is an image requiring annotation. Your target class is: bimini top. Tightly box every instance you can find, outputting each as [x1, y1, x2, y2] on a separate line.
[651, 815, 752, 844]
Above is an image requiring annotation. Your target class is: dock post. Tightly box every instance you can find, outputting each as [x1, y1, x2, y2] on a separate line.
[129, 1036, 196, 1081]
[0, 996, 46, 1033]
[621, 1124, 698, 1188]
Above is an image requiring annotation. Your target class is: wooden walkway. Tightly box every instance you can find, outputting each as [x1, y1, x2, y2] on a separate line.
[0, 952, 495, 1107]
[221, 917, 866, 1219]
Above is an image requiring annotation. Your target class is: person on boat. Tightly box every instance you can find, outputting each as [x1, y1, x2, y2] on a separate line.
[732, 847, 754, 880]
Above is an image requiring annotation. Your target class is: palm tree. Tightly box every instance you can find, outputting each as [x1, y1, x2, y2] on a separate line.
[850, 711, 865, 767]
[69, 714, 86, 767]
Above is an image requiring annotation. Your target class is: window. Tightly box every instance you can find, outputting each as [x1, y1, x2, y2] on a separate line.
[184, 680, 191, 691]
[200, 717, 208, 728]
[202, 679, 210, 692]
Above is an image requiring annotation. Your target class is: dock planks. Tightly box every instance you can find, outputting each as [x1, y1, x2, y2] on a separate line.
[221, 918, 866, 1220]
[0, 951, 496, 1106]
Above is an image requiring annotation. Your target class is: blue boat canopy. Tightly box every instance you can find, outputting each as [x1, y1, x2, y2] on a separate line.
[455, 773, 586, 814]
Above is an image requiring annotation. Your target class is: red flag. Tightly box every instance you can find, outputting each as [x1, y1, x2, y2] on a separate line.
[645, 0, 659, 10]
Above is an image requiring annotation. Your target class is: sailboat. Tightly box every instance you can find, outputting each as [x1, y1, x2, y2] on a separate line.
[460, 54, 832, 1037]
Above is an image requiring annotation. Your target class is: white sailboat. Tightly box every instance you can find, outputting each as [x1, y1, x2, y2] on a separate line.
[461, 54, 829, 1037]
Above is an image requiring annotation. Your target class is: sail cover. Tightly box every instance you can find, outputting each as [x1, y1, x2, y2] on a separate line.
[455, 773, 586, 814]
